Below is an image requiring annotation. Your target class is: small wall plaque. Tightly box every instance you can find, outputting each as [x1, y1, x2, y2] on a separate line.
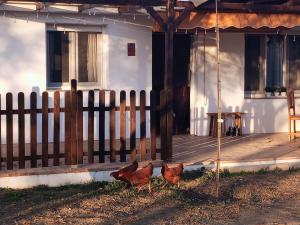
[128, 43, 135, 56]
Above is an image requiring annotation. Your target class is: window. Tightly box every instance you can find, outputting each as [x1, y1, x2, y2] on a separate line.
[244, 35, 263, 92]
[288, 36, 300, 89]
[266, 35, 284, 88]
[244, 34, 299, 96]
[47, 29, 102, 88]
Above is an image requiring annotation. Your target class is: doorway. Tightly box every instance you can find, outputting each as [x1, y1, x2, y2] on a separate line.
[152, 32, 191, 135]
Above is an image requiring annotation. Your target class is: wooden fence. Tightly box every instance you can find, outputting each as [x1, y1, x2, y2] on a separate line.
[0, 80, 167, 171]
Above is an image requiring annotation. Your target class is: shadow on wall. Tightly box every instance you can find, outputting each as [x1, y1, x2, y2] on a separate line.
[190, 33, 289, 135]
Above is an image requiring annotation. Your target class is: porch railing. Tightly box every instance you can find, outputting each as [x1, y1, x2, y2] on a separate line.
[0, 79, 169, 171]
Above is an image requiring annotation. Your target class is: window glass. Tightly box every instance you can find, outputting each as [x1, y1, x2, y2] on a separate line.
[266, 35, 284, 88]
[78, 33, 98, 82]
[47, 29, 101, 87]
[288, 36, 300, 89]
[244, 35, 261, 91]
[48, 31, 69, 83]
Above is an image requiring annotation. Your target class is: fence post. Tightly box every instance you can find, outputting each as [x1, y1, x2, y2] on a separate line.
[71, 79, 77, 92]
[71, 86, 77, 165]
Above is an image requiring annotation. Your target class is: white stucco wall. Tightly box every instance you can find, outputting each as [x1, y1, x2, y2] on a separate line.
[190, 32, 297, 136]
[0, 14, 152, 144]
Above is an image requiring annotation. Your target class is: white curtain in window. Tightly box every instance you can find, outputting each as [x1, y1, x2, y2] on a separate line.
[87, 33, 98, 82]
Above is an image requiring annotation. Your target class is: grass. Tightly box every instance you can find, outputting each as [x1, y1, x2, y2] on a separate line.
[1, 168, 300, 224]
[1, 167, 298, 199]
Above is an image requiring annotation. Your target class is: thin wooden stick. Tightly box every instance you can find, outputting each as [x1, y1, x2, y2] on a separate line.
[215, 0, 222, 198]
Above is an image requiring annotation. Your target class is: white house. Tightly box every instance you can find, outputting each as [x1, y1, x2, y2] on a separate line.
[0, 3, 153, 144]
[0, 0, 299, 147]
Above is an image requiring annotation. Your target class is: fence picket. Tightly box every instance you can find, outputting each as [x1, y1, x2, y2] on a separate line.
[140, 91, 146, 161]
[130, 91, 136, 161]
[99, 90, 105, 163]
[77, 91, 83, 164]
[120, 90, 126, 162]
[65, 91, 71, 165]
[6, 93, 13, 170]
[42, 92, 48, 167]
[53, 91, 60, 166]
[0, 86, 156, 170]
[0, 95, 1, 170]
[110, 91, 116, 162]
[30, 92, 37, 168]
[18, 92, 25, 169]
[88, 90, 94, 163]
[71, 90, 77, 165]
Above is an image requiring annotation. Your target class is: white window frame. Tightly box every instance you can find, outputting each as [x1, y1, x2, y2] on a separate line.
[46, 24, 104, 90]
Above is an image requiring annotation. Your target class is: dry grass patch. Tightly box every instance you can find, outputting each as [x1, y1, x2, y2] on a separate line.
[1, 168, 300, 225]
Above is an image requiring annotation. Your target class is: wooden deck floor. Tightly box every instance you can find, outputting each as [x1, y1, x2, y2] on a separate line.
[172, 133, 300, 164]
[1, 133, 300, 173]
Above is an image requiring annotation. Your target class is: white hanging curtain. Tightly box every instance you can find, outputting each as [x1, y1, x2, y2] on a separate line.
[87, 33, 98, 82]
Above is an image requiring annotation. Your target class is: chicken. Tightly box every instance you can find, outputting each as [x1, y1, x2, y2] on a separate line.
[127, 162, 153, 192]
[161, 162, 184, 188]
[110, 160, 138, 184]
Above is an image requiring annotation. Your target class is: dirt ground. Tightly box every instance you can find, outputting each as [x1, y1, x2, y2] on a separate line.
[1, 169, 300, 225]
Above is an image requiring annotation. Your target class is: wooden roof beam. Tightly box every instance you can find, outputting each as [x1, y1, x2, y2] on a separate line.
[5, 0, 166, 6]
[35, 2, 53, 10]
[285, 0, 300, 5]
[78, 4, 95, 12]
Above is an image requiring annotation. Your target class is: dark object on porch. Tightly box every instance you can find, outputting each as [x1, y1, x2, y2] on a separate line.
[127, 162, 153, 192]
[161, 162, 184, 187]
[287, 88, 300, 140]
[110, 160, 138, 184]
[207, 112, 245, 137]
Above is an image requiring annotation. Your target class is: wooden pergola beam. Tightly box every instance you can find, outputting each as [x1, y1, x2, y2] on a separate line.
[145, 6, 166, 30]
[174, 3, 194, 27]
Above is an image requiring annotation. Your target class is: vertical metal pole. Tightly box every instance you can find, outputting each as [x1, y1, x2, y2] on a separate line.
[215, 0, 221, 197]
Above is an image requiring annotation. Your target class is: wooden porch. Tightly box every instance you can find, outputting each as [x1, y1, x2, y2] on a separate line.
[1, 133, 300, 173]
[172, 133, 300, 164]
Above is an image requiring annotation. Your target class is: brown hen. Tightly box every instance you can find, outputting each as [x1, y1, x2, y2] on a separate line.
[110, 160, 138, 184]
[127, 162, 153, 192]
[161, 162, 184, 188]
